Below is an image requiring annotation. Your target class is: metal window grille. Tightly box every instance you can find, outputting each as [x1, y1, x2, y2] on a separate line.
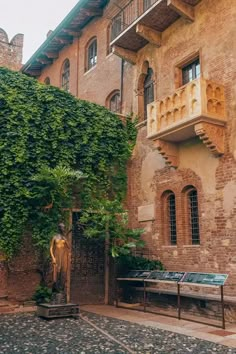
[168, 193, 177, 245]
[61, 60, 70, 92]
[144, 68, 154, 119]
[110, 92, 121, 113]
[88, 39, 97, 70]
[188, 189, 200, 244]
[182, 58, 200, 85]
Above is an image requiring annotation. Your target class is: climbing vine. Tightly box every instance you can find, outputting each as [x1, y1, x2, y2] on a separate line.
[0, 67, 139, 258]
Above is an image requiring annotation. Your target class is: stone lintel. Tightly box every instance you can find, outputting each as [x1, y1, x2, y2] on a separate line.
[136, 24, 162, 47]
[154, 139, 179, 168]
[167, 0, 195, 22]
[138, 204, 155, 222]
[194, 122, 225, 156]
[112, 45, 137, 65]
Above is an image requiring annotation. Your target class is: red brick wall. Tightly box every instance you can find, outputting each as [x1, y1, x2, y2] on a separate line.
[127, 0, 236, 295]
[0, 28, 23, 71]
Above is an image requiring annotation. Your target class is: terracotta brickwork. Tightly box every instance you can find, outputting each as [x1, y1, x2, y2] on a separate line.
[127, 0, 236, 296]
[0, 28, 23, 71]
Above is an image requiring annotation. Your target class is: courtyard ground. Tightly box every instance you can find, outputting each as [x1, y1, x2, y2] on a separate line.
[1, 307, 236, 353]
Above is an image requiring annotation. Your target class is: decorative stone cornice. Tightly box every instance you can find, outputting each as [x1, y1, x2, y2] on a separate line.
[194, 122, 225, 156]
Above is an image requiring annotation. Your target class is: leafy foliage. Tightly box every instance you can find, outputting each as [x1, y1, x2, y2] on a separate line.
[32, 285, 52, 304]
[117, 255, 164, 275]
[0, 67, 140, 257]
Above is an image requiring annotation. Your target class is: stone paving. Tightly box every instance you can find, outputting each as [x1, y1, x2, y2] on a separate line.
[0, 311, 236, 354]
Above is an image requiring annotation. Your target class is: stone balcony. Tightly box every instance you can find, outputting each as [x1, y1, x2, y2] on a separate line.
[111, 0, 201, 63]
[147, 77, 226, 167]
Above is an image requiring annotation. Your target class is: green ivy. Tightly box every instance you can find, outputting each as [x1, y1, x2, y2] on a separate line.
[0, 67, 138, 257]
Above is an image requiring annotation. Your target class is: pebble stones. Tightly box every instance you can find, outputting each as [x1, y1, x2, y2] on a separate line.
[0, 311, 235, 353]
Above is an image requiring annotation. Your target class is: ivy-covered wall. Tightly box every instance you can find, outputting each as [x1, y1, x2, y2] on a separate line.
[0, 67, 134, 258]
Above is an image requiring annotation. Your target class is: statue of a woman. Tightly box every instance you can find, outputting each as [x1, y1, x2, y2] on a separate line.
[50, 223, 70, 292]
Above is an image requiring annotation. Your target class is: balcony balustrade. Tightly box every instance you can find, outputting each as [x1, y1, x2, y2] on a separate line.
[111, 0, 201, 55]
[147, 77, 226, 166]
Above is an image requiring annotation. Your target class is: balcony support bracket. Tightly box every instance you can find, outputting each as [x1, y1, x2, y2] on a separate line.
[136, 24, 162, 47]
[154, 139, 179, 168]
[194, 122, 225, 156]
[167, 0, 195, 22]
[112, 45, 137, 65]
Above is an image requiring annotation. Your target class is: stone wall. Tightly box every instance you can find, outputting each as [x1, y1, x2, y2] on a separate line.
[0, 28, 23, 70]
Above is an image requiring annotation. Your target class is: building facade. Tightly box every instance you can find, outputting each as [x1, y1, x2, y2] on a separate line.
[15, 0, 236, 313]
[0, 28, 23, 70]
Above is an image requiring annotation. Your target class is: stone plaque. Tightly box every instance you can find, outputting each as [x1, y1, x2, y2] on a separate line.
[138, 204, 155, 222]
[180, 272, 228, 286]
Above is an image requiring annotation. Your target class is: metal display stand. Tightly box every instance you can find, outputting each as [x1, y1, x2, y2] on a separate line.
[116, 271, 228, 329]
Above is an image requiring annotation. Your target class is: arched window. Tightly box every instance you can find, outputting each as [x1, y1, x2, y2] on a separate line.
[86, 38, 97, 71]
[44, 77, 50, 85]
[162, 191, 177, 245]
[109, 91, 121, 113]
[188, 188, 200, 244]
[61, 59, 70, 92]
[144, 68, 154, 119]
[182, 186, 200, 245]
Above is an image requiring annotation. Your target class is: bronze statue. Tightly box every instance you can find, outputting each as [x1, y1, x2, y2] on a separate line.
[50, 223, 70, 293]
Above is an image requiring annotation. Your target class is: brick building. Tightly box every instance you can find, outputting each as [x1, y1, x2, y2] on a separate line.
[5, 0, 236, 315]
[0, 28, 23, 70]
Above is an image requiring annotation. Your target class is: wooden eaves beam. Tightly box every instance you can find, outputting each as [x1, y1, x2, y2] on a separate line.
[43, 52, 59, 59]
[36, 58, 53, 65]
[136, 24, 162, 47]
[167, 0, 195, 22]
[62, 29, 82, 37]
[54, 37, 73, 45]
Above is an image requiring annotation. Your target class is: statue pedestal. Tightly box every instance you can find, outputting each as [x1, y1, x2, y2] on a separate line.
[37, 303, 79, 319]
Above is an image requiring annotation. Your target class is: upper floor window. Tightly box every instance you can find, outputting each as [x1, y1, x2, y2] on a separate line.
[144, 68, 154, 119]
[143, 0, 153, 11]
[44, 77, 50, 85]
[111, 14, 122, 41]
[187, 188, 200, 244]
[61, 59, 70, 92]
[87, 38, 97, 71]
[182, 58, 200, 85]
[110, 91, 121, 113]
[107, 24, 112, 55]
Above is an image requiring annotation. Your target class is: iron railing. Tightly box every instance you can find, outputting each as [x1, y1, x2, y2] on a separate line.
[111, 0, 159, 41]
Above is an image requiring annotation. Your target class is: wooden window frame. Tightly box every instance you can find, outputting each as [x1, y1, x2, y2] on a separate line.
[61, 59, 70, 92]
[86, 37, 97, 72]
[174, 50, 202, 88]
[161, 190, 177, 246]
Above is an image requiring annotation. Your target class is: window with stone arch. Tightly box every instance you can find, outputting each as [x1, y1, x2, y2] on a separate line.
[137, 61, 155, 121]
[106, 90, 121, 113]
[61, 59, 70, 92]
[44, 77, 50, 85]
[182, 185, 200, 245]
[161, 190, 177, 245]
[86, 37, 97, 71]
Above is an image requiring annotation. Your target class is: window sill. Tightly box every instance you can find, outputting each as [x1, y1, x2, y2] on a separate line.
[136, 119, 147, 129]
[182, 244, 201, 248]
[84, 64, 97, 76]
[161, 245, 177, 248]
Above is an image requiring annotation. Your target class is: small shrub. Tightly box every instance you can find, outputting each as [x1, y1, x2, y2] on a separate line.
[117, 254, 164, 275]
[32, 285, 52, 304]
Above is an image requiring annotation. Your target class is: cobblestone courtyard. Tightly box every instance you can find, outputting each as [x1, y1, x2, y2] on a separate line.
[0, 311, 235, 354]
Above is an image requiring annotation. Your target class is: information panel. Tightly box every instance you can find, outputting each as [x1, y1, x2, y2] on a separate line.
[125, 270, 151, 279]
[147, 271, 185, 282]
[180, 272, 228, 286]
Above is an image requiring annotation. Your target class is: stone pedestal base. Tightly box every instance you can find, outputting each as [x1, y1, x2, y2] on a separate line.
[37, 303, 79, 319]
